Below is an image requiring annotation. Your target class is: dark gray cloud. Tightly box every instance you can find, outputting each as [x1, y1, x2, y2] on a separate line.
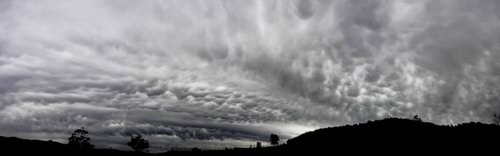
[1, 0, 500, 151]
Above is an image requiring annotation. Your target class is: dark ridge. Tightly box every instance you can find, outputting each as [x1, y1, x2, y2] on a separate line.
[286, 118, 500, 153]
[2, 118, 499, 155]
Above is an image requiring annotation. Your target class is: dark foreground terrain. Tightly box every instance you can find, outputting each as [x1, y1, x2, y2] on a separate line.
[2, 118, 499, 155]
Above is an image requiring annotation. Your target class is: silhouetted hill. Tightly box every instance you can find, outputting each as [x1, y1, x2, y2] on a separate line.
[286, 118, 500, 153]
[167, 118, 500, 155]
[2, 118, 500, 155]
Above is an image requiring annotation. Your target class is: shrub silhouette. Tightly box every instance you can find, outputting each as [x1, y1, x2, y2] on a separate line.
[127, 134, 150, 153]
[256, 142, 262, 148]
[493, 113, 500, 125]
[270, 134, 279, 146]
[68, 127, 94, 150]
[413, 115, 422, 122]
[191, 147, 201, 152]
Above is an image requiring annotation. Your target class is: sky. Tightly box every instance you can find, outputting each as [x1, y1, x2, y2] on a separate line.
[1, 0, 500, 152]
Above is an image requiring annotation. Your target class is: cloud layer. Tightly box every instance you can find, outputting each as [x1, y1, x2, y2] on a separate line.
[1, 0, 500, 151]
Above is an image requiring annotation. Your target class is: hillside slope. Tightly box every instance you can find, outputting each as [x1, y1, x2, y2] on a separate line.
[1, 118, 499, 155]
[286, 118, 500, 152]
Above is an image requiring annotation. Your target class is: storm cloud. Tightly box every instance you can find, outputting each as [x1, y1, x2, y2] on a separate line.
[1, 0, 500, 151]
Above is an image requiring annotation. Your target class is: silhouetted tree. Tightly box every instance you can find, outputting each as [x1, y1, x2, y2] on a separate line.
[192, 147, 201, 152]
[127, 135, 150, 153]
[493, 113, 500, 125]
[413, 115, 422, 122]
[256, 142, 262, 148]
[270, 134, 280, 146]
[68, 127, 94, 149]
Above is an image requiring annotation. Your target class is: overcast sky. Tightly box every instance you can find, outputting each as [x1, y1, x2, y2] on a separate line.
[1, 0, 500, 152]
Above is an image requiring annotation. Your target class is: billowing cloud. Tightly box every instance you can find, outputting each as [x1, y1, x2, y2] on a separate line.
[1, 0, 500, 151]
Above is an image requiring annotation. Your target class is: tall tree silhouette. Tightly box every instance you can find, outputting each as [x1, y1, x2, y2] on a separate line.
[270, 134, 280, 146]
[127, 135, 150, 153]
[68, 127, 94, 149]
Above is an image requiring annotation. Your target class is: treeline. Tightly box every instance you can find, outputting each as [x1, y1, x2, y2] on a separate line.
[2, 113, 500, 155]
[65, 127, 282, 153]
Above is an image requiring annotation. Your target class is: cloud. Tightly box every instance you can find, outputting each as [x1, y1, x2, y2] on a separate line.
[1, 0, 500, 151]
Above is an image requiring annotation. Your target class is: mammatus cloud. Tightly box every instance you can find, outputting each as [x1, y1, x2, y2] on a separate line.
[1, 0, 500, 151]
